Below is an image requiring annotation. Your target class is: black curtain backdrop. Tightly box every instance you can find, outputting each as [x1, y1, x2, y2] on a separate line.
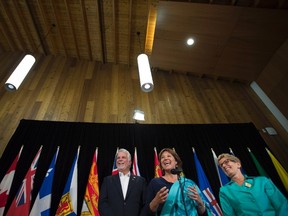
[0, 119, 286, 215]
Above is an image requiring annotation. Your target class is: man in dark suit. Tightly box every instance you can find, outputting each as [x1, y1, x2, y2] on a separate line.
[99, 148, 147, 216]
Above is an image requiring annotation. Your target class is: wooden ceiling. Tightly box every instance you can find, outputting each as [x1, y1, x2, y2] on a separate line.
[0, 0, 288, 83]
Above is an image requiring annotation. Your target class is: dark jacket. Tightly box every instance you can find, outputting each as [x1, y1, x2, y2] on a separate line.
[99, 174, 147, 216]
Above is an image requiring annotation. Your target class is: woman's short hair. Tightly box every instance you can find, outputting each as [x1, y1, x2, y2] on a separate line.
[159, 148, 183, 174]
[217, 153, 241, 164]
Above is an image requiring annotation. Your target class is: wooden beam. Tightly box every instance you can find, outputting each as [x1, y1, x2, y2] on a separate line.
[80, 0, 92, 60]
[145, 0, 158, 55]
[112, 0, 117, 63]
[254, 0, 261, 7]
[14, 0, 36, 51]
[127, 0, 133, 67]
[50, 0, 67, 56]
[97, 0, 105, 63]
[0, 8, 15, 50]
[35, 0, 56, 54]
[0, 1, 25, 50]
[64, 0, 80, 59]
[25, 0, 46, 54]
[278, 0, 287, 8]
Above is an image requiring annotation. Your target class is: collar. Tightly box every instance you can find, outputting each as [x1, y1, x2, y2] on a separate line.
[119, 171, 131, 177]
[227, 175, 255, 185]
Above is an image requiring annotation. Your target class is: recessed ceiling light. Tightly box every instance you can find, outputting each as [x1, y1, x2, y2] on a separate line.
[187, 38, 194, 46]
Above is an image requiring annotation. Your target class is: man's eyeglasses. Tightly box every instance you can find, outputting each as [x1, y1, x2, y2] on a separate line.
[219, 159, 235, 168]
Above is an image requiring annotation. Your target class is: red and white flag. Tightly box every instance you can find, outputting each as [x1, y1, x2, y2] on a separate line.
[112, 148, 119, 175]
[6, 146, 43, 216]
[0, 146, 23, 216]
[193, 148, 223, 216]
[132, 147, 141, 176]
[154, 147, 162, 177]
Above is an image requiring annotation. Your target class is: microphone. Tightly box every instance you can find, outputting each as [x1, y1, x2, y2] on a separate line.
[171, 168, 183, 175]
[171, 168, 189, 216]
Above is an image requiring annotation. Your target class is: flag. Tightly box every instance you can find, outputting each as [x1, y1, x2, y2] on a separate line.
[6, 146, 43, 216]
[265, 148, 288, 192]
[0, 146, 23, 216]
[56, 146, 80, 216]
[229, 147, 235, 156]
[211, 148, 229, 186]
[81, 148, 100, 216]
[247, 147, 268, 177]
[229, 147, 246, 175]
[29, 147, 59, 216]
[132, 147, 141, 176]
[111, 148, 119, 175]
[193, 148, 223, 216]
[154, 147, 162, 177]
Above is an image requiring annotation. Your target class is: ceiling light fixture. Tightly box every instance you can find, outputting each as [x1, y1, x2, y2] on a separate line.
[137, 32, 154, 92]
[187, 38, 195, 46]
[5, 54, 36, 91]
[133, 109, 145, 121]
[5, 24, 55, 91]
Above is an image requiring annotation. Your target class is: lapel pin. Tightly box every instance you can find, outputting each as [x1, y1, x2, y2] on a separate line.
[245, 182, 252, 188]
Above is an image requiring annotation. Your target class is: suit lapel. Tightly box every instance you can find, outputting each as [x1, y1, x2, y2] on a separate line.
[113, 174, 124, 199]
[125, 175, 137, 199]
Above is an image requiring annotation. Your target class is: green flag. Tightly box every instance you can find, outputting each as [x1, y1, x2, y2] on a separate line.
[247, 147, 269, 177]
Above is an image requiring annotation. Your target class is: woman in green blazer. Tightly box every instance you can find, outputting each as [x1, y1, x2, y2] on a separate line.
[217, 153, 288, 216]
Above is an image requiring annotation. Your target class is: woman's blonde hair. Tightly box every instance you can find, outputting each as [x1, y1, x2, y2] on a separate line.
[217, 153, 241, 165]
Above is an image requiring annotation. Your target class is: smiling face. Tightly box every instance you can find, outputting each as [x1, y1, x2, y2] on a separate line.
[116, 151, 131, 174]
[160, 150, 178, 173]
[218, 156, 241, 178]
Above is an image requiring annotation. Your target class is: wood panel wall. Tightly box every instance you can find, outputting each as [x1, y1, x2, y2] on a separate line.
[256, 39, 288, 118]
[0, 52, 287, 169]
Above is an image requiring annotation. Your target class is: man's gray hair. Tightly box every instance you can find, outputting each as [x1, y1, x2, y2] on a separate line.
[117, 148, 131, 161]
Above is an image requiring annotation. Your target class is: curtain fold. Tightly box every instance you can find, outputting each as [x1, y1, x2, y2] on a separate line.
[0, 119, 286, 215]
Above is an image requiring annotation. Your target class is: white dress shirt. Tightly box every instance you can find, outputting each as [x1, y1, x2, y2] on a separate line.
[119, 171, 130, 199]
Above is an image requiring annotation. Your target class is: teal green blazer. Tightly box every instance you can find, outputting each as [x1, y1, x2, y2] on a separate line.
[219, 176, 288, 216]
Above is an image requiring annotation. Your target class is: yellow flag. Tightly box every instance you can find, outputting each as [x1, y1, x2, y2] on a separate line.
[265, 148, 288, 192]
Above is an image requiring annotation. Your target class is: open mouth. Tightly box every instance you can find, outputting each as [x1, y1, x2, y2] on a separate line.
[162, 161, 172, 167]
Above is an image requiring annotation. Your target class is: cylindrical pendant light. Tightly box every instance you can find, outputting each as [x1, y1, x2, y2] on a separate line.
[5, 54, 36, 91]
[137, 53, 154, 92]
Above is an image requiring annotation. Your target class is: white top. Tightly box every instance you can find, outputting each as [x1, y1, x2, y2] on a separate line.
[119, 171, 130, 199]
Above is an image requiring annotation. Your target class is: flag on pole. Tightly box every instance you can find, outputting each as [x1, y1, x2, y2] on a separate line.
[211, 148, 229, 186]
[229, 147, 246, 175]
[81, 147, 100, 216]
[265, 148, 288, 192]
[132, 147, 141, 176]
[6, 146, 43, 216]
[56, 146, 80, 216]
[0, 146, 23, 216]
[29, 147, 59, 216]
[112, 148, 119, 175]
[154, 147, 162, 177]
[247, 147, 268, 177]
[193, 148, 223, 216]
